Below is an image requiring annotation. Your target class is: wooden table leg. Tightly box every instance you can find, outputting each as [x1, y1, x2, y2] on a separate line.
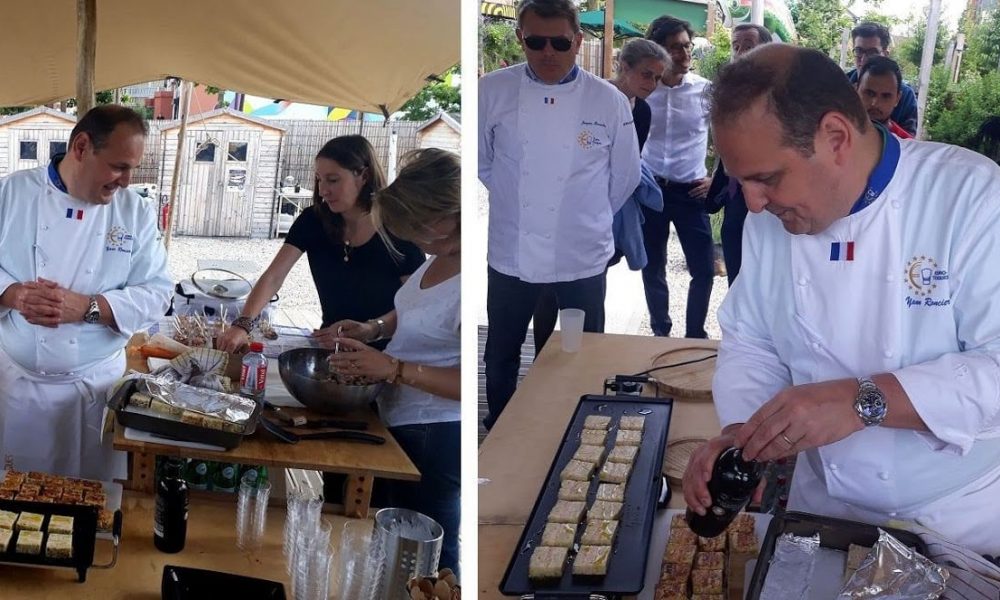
[344, 471, 374, 518]
[126, 452, 156, 494]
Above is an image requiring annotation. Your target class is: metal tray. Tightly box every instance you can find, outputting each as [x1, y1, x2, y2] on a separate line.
[0, 470, 122, 540]
[0, 498, 122, 582]
[109, 379, 261, 450]
[746, 511, 930, 600]
[500, 394, 673, 598]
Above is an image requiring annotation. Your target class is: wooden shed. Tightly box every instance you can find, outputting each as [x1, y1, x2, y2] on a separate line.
[158, 109, 285, 238]
[416, 112, 460, 155]
[0, 107, 75, 178]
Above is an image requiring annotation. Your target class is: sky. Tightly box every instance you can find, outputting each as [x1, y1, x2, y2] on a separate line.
[851, 0, 967, 32]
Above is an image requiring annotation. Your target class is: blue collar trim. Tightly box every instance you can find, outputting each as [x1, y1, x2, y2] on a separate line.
[48, 153, 68, 193]
[525, 63, 579, 85]
[849, 124, 899, 215]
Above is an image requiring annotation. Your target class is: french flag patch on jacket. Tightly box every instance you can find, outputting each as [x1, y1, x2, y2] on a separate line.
[65, 208, 83, 220]
[829, 241, 854, 261]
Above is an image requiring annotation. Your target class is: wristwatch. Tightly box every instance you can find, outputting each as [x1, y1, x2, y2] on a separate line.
[231, 315, 257, 334]
[368, 318, 386, 343]
[855, 377, 888, 427]
[83, 295, 101, 324]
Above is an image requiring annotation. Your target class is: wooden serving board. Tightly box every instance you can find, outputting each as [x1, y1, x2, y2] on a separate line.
[663, 436, 709, 487]
[649, 343, 719, 402]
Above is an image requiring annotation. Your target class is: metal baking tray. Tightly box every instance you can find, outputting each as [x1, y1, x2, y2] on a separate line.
[0, 498, 122, 582]
[746, 511, 930, 600]
[109, 378, 261, 450]
[500, 394, 673, 598]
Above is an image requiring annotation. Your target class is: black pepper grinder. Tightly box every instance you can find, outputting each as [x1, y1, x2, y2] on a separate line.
[154, 458, 189, 553]
[686, 446, 763, 537]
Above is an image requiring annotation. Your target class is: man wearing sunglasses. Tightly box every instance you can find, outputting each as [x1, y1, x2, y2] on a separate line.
[479, 0, 640, 429]
[845, 22, 917, 137]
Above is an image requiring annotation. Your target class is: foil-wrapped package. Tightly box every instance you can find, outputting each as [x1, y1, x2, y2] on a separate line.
[152, 348, 233, 393]
[838, 529, 949, 600]
[760, 533, 821, 600]
[137, 374, 255, 432]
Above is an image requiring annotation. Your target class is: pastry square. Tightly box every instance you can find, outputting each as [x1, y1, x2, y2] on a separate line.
[60, 490, 84, 504]
[729, 513, 755, 533]
[667, 527, 698, 548]
[583, 415, 612, 431]
[19, 483, 41, 496]
[607, 445, 639, 464]
[83, 490, 107, 508]
[560, 459, 596, 482]
[599, 461, 632, 484]
[0, 528, 11, 552]
[596, 483, 625, 502]
[691, 595, 725, 600]
[670, 513, 689, 529]
[540, 522, 577, 547]
[0, 490, 15, 500]
[528, 546, 568, 580]
[615, 429, 642, 446]
[728, 529, 758, 554]
[589, 500, 623, 521]
[847, 544, 872, 572]
[691, 569, 724, 595]
[15, 512, 43, 531]
[79, 480, 103, 492]
[48, 515, 74, 535]
[2, 470, 25, 485]
[698, 533, 727, 552]
[654, 589, 689, 600]
[558, 480, 590, 502]
[129, 392, 152, 409]
[572, 544, 611, 576]
[0, 510, 18, 529]
[16, 530, 42, 554]
[659, 561, 691, 585]
[620, 416, 646, 431]
[694, 551, 725, 570]
[25, 471, 46, 483]
[98, 509, 114, 530]
[14, 492, 37, 502]
[663, 544, 697, 565]
[580, 519, 618, 545]
[547, 501, 587, 524]
[572, 444, 606, 464]
[180, 410, 209, 427]
[45, 533, 73, 559]
[0, 477, 21, 491]
[581, 429, 607, 446]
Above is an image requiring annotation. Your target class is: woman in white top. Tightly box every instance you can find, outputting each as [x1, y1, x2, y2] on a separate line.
[329, 148, 461, 573]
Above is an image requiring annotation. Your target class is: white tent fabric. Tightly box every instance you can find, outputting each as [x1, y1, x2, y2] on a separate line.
[0, 0, 459, 115]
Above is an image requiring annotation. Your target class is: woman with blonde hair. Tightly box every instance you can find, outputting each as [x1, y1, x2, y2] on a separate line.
[329, 147, 461, 573]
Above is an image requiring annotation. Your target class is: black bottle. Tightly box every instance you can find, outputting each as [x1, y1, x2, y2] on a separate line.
[154, 458, 189, 553]
[686, 447, 763, 537]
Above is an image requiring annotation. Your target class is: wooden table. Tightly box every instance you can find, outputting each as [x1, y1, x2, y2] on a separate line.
[478, 332, 723, 598]
[114, 341, 420, 518]
[0, 490, 365, 599]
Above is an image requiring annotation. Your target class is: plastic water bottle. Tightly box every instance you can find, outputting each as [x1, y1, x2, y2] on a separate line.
[240, 341, 267, 403]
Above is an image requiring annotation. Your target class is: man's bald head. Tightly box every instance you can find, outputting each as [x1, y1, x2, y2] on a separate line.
[709, 45, 869, 156]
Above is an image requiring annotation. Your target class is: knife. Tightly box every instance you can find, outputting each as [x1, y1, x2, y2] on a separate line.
[259, 417, 385, 445]
[262, 400, 367, 430]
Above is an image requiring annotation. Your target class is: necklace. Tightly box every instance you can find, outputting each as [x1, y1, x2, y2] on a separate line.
[343, 240, 352, 263]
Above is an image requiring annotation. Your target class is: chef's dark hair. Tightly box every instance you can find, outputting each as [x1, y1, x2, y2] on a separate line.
[517, 0, 580, 33]
[709, 46, 870, 156]
[851, 21, 891, 50]
[311, 135, 386, 245]
[645, 15, 694, 47]
[69, 104, 148, 151]
[858, 56, 902, 93]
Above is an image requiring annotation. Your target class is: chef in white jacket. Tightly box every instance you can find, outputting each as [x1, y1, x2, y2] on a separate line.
[0, 105, 171, 481]
[683, 45, 1000, 553]
[479, 0, 640, 429]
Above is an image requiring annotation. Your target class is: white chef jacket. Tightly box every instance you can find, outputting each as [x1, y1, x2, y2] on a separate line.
[0, 165, 172, 479]
[479, 63, 641, 283]
[713, 139, 1000, 551]
[641, 72, 710, 183]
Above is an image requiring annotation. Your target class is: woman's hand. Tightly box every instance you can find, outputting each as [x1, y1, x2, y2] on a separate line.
[313, 319, 377, 349]
[216, 325, 250, 353]
[326, 337, 395, 381]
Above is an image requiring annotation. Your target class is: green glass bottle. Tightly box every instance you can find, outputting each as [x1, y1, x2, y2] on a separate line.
[186, 459, 211, 491]
[212, 463, 239, 493]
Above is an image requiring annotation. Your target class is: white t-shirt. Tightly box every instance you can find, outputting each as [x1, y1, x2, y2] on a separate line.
[379, 257, 461, 427]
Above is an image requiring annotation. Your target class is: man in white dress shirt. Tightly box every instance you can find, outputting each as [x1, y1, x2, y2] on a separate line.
[683, 45, 1000, 553]
[641, 16, 715, 338]
[479, 0, 640, 429]
[0, 105, 171, 480]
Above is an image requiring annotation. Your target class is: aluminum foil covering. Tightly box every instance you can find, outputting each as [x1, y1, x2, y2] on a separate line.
[152, 348, 233, 392]
[137, 374, 255, 426]
[760, 533, 822, 600]
[838, 529, 949, 600]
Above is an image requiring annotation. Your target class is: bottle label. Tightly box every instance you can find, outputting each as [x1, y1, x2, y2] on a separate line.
[223, 466, 235, 479]
[714, 492, 749, 513]
[254, 364, 267, 392]
[195, 463, 207, 476]
[240, 364, 252, 389]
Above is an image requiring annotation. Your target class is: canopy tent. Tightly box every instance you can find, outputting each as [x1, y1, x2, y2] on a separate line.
[579, 10, 645, 40]
[0, 0, 459, 116]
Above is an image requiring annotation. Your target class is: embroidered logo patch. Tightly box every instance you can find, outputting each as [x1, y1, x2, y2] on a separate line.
[577, 130, 602, 149]
[905, 255, 949, 297]
[105, 225, 135, 254]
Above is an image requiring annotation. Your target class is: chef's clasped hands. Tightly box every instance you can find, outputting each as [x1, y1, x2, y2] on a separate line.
[7, 277, 93, 328]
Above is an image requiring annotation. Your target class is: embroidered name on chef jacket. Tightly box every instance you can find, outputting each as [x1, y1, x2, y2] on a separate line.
[105, 225, 135, 254]
[829, 241, 855, 261]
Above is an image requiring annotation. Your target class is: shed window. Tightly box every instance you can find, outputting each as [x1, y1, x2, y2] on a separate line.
[195, 142, 216, 162]
[49, 141, 67, 156]
[19, 141, 37, 160]
[227, 142, 248, 162]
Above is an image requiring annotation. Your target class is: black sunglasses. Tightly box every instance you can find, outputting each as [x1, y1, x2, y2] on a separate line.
[523, 35, 573, 52]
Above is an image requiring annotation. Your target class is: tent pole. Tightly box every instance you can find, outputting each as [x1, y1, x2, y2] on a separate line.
[76, 0, 96, 116]
[916, 0, 942, 140]
[163, 80, 194, 252]
[751, 0, 764, 26]
[603, 0, 614, 78]
[707, 0, 717, 36]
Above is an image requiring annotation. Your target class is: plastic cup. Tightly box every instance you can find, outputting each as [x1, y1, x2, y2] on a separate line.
[559, 308, 586, 353]
[236, 475, 271, 552]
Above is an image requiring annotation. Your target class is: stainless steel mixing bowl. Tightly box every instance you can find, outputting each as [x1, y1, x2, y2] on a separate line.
[277, 348, 381, 414]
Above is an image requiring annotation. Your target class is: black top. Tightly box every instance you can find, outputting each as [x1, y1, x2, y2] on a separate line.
[285, 206, 425, 342]
[633, 97, 652, 152]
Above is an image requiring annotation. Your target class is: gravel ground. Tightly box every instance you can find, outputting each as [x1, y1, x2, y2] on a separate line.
[164, 236, 321, 310]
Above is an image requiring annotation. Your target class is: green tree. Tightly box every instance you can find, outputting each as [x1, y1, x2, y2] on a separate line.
[789, 0, 851, 55]
[399, 66, 461, 122]
[695, 26, 731, 82]
[480, 19, 524, 74]
[926, 71, 1000, 147]
[900, 11, 949, 69]
[960, 9, 1000, 79]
